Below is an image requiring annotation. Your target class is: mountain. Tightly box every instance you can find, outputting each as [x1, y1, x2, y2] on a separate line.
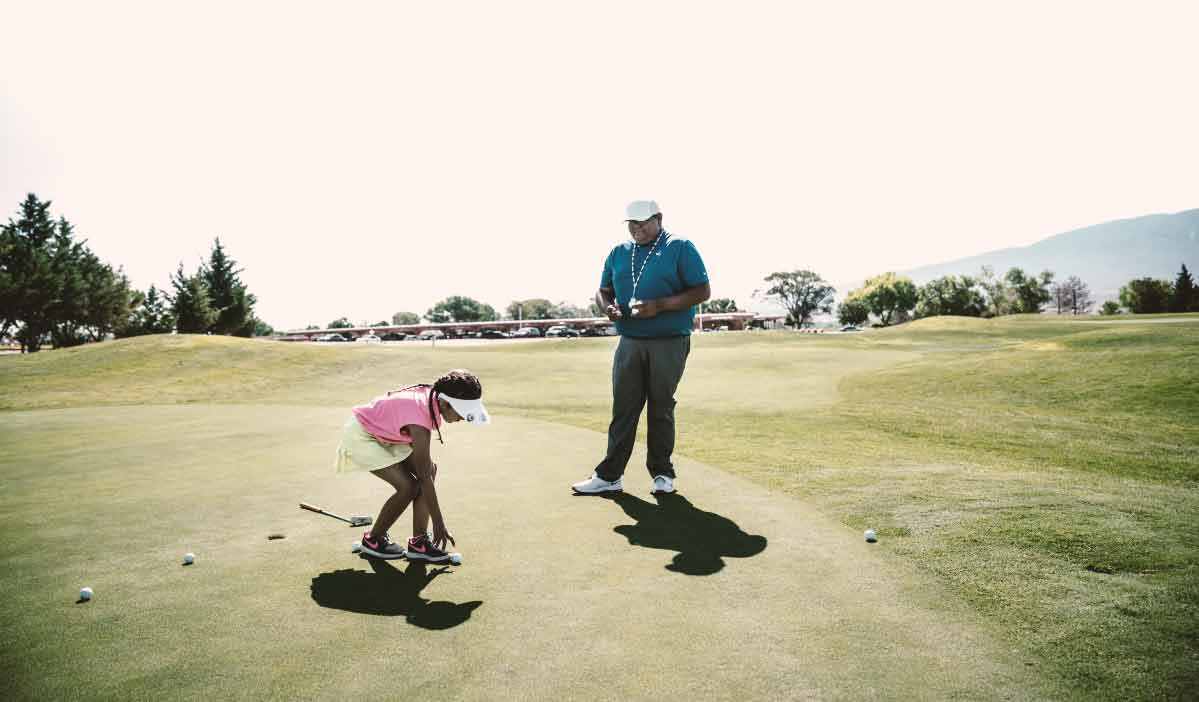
[901, 209, 1199, 300]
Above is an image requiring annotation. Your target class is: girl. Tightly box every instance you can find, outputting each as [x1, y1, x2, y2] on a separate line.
[334, 369, 490, 561]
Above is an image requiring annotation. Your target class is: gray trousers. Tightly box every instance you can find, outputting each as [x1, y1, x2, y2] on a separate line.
[595, 335, 691, 482]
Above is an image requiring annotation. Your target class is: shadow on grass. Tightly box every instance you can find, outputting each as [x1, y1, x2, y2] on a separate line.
[310, 558, 482, 629]
[609, 492, 767, 575]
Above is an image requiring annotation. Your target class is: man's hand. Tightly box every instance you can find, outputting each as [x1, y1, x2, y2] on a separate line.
[432, 521, 456, 551]
[630, 298, 663, 319]
[604, 304, 623, 322]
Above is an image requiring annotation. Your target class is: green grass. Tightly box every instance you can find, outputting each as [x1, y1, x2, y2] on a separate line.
[3, 315, 1198, 699]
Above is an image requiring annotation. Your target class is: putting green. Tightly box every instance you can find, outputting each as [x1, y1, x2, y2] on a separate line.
[1, 404, 1048, 700]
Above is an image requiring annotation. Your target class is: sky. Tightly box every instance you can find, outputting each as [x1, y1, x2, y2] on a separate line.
[3, 1, 1197, 330]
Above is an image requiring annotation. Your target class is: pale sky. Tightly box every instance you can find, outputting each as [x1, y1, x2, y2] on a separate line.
[3, 1, 1196, 330]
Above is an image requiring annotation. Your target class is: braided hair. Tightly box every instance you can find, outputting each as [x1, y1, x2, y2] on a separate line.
[388, 369, 483, 444]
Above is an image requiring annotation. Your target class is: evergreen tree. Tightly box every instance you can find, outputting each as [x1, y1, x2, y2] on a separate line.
[1168, 263, 1195, 312]
[170, 263, 217, 333]
[1, 194, 132, 351]
[121, 285, 176, 337]
[201, 238, 257, 336]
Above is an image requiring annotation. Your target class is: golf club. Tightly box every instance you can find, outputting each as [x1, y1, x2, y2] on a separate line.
[299, 502, 372, 527]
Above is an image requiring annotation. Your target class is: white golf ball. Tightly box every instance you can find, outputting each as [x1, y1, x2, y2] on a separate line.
[79, 587, 93, 601]
[864, 529, 878, 543]
[449, 553, 462, 565]
[183, 552, 195, 565]
[350, 542, 362, 554]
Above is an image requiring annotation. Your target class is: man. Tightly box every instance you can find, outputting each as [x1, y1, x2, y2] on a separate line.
[572, 200, 711, 496]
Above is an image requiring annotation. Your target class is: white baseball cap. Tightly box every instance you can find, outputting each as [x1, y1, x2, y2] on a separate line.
[439, 393, 491, 425]
[624, 200, 661, 222]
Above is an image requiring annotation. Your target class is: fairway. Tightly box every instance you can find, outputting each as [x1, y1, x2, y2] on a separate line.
[2, 317, 1197, 700]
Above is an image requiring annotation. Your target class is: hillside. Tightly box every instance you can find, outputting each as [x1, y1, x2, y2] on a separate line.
[902, 208, 1199, 300]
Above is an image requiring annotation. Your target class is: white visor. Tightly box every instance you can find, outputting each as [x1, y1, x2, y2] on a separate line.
[439, 394, 491, 425]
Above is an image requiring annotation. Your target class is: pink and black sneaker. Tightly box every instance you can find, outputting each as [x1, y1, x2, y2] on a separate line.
[360, 531, 406, 559]
[405, 534, 452, 563]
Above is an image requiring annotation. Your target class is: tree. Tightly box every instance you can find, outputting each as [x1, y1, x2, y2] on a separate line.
[1119, 278, 1172, 314]
[705, 298, 739, 313]
[200, 238, 257, 337]
[837, 298, 870, 326]
[915, 275, 986, 318]
[1168, 263, 1195, 313]
[1, 194, 133, 351]
[252, 320, 275, 337]
[119, 284, 175, 337]
[392, 311, 420, 325]
[550, 302, 587, 319]
[506, 298, 554, 320]
[169, 264, 217, 333]
[427, 296, 496, 323]
[1051, 281, 1068, 315]
[977, 266, 1011, 317]
[853, 272, 917, 326]
[328, 317, 352, 329]
[1099, 301, 1121, 316]
[1060, 276, 1093, 315]
[1005, 268, 1054, 314]
[760, 270, 835, 328]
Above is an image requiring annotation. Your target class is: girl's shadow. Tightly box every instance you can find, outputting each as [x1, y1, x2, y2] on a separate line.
[610, 492, 768, 575]
[310, 558, 482, 630]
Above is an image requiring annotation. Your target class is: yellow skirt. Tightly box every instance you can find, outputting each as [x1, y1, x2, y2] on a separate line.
[334, 416, 413, 474]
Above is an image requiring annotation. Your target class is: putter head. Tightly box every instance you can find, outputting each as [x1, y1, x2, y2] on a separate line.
[349, 516, 373, 527]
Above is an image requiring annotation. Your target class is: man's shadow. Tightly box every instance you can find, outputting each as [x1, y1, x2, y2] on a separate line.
[310, 558, 482, 630]
[610, 492, 767, 575]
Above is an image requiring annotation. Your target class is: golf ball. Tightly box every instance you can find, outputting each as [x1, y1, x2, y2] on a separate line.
[183, 552, 195, 565]
[864, 529, 878, 543]
[79, 587, 93, 601]
[449, 553, 462, 565]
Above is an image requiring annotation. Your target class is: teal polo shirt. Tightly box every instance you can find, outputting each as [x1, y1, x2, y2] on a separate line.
[600, 231, 709, 338]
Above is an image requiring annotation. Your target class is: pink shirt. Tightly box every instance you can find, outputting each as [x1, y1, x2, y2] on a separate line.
[352, 386, 444, 444]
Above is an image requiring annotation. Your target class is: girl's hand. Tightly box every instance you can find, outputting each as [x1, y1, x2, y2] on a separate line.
[432, 523, 456, 551]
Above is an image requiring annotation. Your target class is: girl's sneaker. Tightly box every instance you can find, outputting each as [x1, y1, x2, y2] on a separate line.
[360, 531, 406, 559]
[405, 534, 452, 563]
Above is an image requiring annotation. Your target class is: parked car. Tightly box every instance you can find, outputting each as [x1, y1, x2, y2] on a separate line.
[479, 329, 510, 339]
[580, 327, 612, 337]
[316, 333, 349, 342]
[417, 330, 446, 340]
[356, 334, 382, 343]
[545, 325, 580, 338]
[840, 324, 861, 332]
[512, 327, 542, 338]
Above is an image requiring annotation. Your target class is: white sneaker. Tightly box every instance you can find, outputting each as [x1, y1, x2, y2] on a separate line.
[650, 475, 676, 495]
[572, 474, 623, 495]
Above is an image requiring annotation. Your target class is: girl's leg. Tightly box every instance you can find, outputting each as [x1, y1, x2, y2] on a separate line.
[369, 464, 418, 538]
[407, 458, 431, 538]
